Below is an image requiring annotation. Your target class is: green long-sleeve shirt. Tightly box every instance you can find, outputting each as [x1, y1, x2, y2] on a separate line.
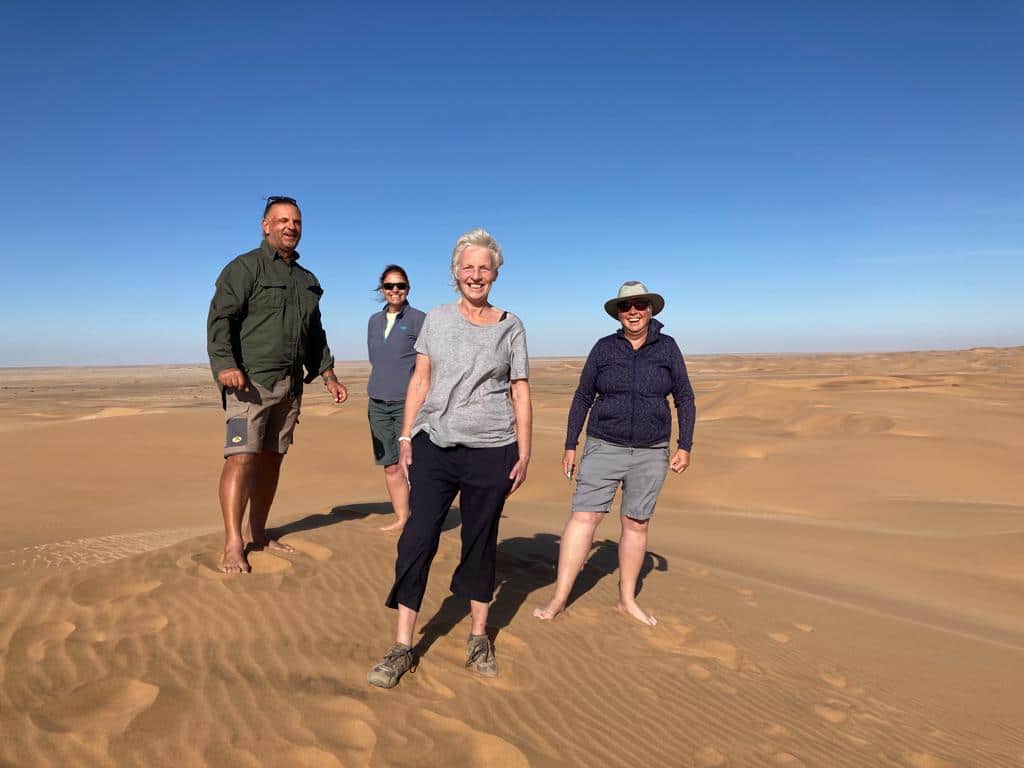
[207, 239, 334, 394]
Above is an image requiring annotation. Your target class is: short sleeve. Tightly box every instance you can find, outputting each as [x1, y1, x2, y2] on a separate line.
[414, 310, 434, 357]
[509, 317, 529, 379]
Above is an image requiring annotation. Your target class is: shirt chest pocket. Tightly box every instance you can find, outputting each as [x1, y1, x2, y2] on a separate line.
[254, 280, 288, 309]
[300, 284, 323, 318]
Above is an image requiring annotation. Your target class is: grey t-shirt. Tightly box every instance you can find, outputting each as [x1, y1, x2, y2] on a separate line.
[412, 301, 529, 448]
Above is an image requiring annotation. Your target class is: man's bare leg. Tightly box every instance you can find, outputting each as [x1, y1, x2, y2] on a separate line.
[380, 462, 411, 531]
[219, 453, 259, 573]
[617, 516, 656, 626]
[248, 451, 294, 553]
[533, 511, 603, 620]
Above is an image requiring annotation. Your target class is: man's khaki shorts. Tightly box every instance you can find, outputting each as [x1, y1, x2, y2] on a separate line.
[223, 378, 301, 457]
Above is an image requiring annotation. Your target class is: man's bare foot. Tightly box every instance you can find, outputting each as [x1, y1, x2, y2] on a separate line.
[533, 602, 566, 621]
[380, 517, 408, 532]
[616, 600, 657, 626]
[220, 541, 250, 574]
[249, 534, 295, 553]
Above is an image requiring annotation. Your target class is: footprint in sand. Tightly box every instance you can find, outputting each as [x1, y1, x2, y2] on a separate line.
[819, 669, 847, 689]
[688, 566, 711, 577]
[769, 632, 790, 644]
[71, 576, 161, 607]
[695, 746, 728, 767]
[697, 611, 718, 623]
[763, 724, 791, 738]
[814, 702, 849, 724]
[687, 663, 713, 682]
[33, 676, 159, 735]
[793, 623, 814, 633]
[643, 617, 742, 671]
[413, 710, 530, 768]
[179, 550, 292, 577]
[285, 539, 332, 561]
[246, 550, 293, 573]
[298, 695, 378, 765]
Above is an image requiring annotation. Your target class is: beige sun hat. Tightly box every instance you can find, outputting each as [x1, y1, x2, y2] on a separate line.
[603, 281, 665, 319]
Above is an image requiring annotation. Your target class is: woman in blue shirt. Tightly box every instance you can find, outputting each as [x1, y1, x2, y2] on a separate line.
[366, 265, 426, 531]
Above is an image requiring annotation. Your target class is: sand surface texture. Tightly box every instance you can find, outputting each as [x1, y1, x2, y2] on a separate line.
[1, 349, 1022, 767]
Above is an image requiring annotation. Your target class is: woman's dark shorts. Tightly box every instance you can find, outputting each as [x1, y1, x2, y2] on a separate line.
[368, 398, 405, 466]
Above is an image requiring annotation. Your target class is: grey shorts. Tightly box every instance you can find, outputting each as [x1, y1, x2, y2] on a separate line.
[368, 398, 405, 466]
[223, 378, 301, 457]
[572, 437, 669, 521]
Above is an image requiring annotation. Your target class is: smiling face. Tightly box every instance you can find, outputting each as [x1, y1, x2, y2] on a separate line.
[457, 244, 497, 303]
[617, 299, 652, 337]
[381, 270, 409, 311]
[262, 203, 302, 256]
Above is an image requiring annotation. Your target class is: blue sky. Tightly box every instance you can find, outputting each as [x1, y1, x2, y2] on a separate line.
[2, 1, 1021, 365]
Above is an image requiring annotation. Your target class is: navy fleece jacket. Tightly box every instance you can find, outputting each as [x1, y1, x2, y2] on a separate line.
[565, 318, 695, 451]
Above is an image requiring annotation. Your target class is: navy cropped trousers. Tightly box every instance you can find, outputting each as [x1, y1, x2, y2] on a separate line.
[386, 433, 518, 612]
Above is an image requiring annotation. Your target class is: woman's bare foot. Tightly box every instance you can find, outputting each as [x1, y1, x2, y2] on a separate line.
[249, 535, 295, 553]
[533, 601, 566, 621]
[220, 541, 250, 574]
[380, 517, 408, 532]
[616, 600, 657, 626]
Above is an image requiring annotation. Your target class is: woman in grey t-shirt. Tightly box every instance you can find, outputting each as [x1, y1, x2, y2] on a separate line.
[367, 228, 532, 689]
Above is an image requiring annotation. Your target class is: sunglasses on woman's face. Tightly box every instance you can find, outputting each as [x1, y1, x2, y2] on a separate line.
[617, 299, 650, 313]
[381, 282, 409, 291]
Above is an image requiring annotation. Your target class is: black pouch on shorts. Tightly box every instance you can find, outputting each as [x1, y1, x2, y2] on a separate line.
[226, 417, 248, 449]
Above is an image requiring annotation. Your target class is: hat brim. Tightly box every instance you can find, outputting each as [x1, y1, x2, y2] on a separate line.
[604, 293, 665, 319]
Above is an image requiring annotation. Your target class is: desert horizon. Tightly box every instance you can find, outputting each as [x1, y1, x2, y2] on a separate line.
[2, 346, 1023, 766]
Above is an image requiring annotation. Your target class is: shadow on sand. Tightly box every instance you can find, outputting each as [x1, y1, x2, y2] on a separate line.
[416, 533, 668, 656]
[271, 502, 462, 538]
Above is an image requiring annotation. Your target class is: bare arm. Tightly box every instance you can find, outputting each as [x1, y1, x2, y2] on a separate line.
[508, 378, 532, 495]
[397, 354, 432, 483]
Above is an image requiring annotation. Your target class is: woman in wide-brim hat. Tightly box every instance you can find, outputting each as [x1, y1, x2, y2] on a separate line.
[534, 281, 695, 626]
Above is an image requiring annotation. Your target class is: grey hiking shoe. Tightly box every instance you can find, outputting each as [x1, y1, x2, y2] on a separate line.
[367, 643, 416, 688]
[466, 633, 498, 677]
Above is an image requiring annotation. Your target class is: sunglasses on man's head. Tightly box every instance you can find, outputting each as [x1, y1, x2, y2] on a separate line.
[382, 282, 409, 291]
[617, 299, 650, 313]
[263, 196, 299, 215]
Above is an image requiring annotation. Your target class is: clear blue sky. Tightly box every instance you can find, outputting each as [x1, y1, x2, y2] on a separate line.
[3, 1, 1021, 365]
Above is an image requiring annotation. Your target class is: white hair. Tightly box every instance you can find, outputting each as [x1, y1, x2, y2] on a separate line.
[450, 228, 503, 291]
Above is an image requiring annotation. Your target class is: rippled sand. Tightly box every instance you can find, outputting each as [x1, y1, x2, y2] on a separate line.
[1, 349, 1022, 766]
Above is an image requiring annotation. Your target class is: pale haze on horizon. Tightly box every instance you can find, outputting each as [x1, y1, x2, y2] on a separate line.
[2, 2, 1022, 367]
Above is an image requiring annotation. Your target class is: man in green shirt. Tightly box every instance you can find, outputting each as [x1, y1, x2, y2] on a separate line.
[207, 196, 348, 573]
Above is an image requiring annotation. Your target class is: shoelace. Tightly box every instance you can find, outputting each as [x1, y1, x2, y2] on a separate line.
[381, 646, 411, 670]
[465, 638, 493, 667]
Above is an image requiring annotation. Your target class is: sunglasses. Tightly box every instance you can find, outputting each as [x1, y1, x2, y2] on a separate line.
[617, 299, 650, 313]
[381, 282, 409, 291]
[263, 195, 299, 215]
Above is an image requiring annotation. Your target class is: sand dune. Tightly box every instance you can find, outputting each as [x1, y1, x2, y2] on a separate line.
[1, 349, 1023, 766]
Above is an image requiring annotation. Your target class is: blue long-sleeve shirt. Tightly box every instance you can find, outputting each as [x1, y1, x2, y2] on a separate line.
[565, 318, 695, 451]
[367, 302, 426, 401]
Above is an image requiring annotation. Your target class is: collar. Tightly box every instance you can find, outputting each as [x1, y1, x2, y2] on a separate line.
[615, 317, 663, 347]
[383, 301, 408, 319]
[259, 238, 300, 265]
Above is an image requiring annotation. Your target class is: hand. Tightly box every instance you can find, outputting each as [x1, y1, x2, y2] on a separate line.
[670, 449, 690, 474]
[325, 379, 348, 404]
[562, 449, 576, 481]
[217, 368, 249, 391]
[399, 439, 413, 486]
[507, 456, 530, 496]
